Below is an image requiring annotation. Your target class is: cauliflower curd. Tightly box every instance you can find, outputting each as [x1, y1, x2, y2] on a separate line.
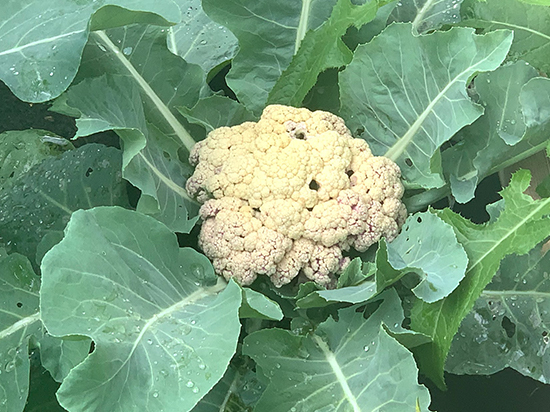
[186, 105, 407, 287]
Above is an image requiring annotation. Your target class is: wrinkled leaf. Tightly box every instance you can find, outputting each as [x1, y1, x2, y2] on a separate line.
[339, 23, 513, 189]
[0, 143, 128, 264]
[446, 242, 550, 383]
[167, 0, 237, 74]
[40, 207, 242, 412]
[0, 254, 41, 412]
[202, 0, 337, 114]
[461, 0, 550, 74]
[0, 0, 179, 102]
[268, 0, 379, 108]
[411, 170, 550, 388]
[377, 211, 468, 302]
[244, 292, 431, 411]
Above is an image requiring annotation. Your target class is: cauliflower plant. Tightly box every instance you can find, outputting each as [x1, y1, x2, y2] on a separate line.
[186, 105, 407, 287]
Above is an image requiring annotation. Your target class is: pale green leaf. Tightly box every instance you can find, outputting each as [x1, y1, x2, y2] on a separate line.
[461, 0, 550, 74]
[0, 254, 41, 412]
[377, 211, 469, 302]
[63, 75, 199, 233]
[39, 335, 91, 383]
[240, 288, 284, 321]
[202, 0, 338, 114]
[410, 170, 550, 388]
[40, 207, 242, 412]
[243, 292, 431, 412]
[0, 0, 180, 103]
[389, 0, 464, 33]
[446, 242, 550, 383]
[167, 0, 238, 74]
[339, 23, 513, 189]
[444, 63, 550, 203]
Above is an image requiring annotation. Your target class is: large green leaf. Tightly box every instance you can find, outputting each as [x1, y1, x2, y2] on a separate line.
[0, 254, 41, 412]
[244, 291, 431, 411]
[0, 0, 179, 103]
[444, 64, 550, 203]
[461, 0, 550, 74]
[0, 143, 128, 264]
[167, 0, 238, 74]
[40, 207, 242, 412]
[39, 335, 91, 383]
[377, 211, 468, 302]
[202, 0, 338, 114]
[267, 0, 379, 108]
[339, 23, 513, 189]
[410, 170, 550, 388]
[446, 242, 550, 383]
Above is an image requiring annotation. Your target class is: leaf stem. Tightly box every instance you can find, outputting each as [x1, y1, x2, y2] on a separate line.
[91, 31, 196, 153]
[0, 312, 41, 340]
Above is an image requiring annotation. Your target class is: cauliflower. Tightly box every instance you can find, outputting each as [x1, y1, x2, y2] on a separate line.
[186, 105, 407, 287]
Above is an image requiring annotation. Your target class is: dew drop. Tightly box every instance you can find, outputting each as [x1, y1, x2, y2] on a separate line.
[192, 387, 200, 394]
[363, 345, 369, 352]
[152, 391, 159, 398]
[147, 339, 153, 345]
[122, 46, 133, 55]
[186, 380, 194, 388]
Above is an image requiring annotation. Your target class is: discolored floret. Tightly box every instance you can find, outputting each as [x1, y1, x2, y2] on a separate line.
[186, 105, 407, 287]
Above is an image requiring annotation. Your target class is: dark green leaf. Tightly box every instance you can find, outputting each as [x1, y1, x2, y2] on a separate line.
[410, 170, 550, 388]
[240, 288, 284, 321]
[0, 144, 128, 263]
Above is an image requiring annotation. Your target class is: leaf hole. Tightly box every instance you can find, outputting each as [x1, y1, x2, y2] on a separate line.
[417, 216, 422, 223]
[16, 302, 22, 308]
[405, 158, 413, 167]
[85, 168, 93, 177]
[501, 316, 516, 338]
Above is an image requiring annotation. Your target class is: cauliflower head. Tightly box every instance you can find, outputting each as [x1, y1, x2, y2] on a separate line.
[186, 105, 407, 287]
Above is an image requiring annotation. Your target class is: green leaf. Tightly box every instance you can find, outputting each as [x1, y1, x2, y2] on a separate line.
[267, 0, 379, 108]
[339, 23, 513, 189]
[0, 130, 71, 192]
[39, 335, 91, 383]
[178, 95, 257, 133]
[446, 242, 550, 382]
[240, 288, 284, 321]
[517, 0, 550, 4]
[0, 0, 180, 103]
[0, 143, 128, 264]
[167, 0, 238, 74]
[444, 62, 549, 203]
[243, 293, 431, 411]
[63, 74, 199, 233]
[40, 207, 242, 412]
[461, 0, 550, 74]
[377, 211, 469, 303]
[389, 0, 464, 33]
[410, 170, 550, 388]
[202, 0, 338, 114]
[0, 254, 41, 412]
[77, 25, 206, 152]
